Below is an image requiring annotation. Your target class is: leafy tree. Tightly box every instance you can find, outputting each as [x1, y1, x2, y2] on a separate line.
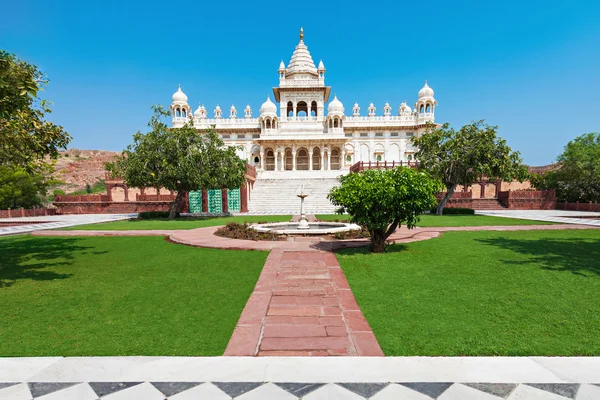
[328, 167, 440, 253]
[0, 51, 71, 169]
[531, 133, 600, 202]
[0, 51, 70, 208]
[107, 106, 247, 219]
[0, 166, 47, 209]
[414, 121, 528, 215]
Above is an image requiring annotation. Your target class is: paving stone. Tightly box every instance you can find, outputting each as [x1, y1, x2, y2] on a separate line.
[303, 383, 364, 399]
[439, 383, 502, 399]
[275, 382, 326, 397]
[28, 382, 78, 398]
[326, 326, 348, 336]
[89, 381, 142, 397]
[0, 383, 19, 390]
[169, 383, 230, 400]
[150, 382, 201, 397]
[509, 384, 571, 399]
[575, 384, 600, 400]
[237, 382, 297, 399]
[0, 382, 32, 399]
[464, 383, 517, 398]
[263, 325, 327, 338]
[400, 382, 453, 398]
[101, 382, 165, 400]
[260, 336, 350, 351]
[371, 384, 433, 399]
[36, 383, 97, 400]
[213, 381, 264, 397]
[338, 382, 388, 397]
[525, 383, 580, 399]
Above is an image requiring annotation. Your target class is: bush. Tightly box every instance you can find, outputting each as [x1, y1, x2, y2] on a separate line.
[429, 207, 475, 215]
[138, 211, 180, 219]
[214, 222, 283, 241]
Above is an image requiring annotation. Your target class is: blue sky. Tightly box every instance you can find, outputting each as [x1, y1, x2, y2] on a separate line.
[2, 0, 599, 166]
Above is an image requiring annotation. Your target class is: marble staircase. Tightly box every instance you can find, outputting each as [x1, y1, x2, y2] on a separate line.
[248, 171, 346, 214]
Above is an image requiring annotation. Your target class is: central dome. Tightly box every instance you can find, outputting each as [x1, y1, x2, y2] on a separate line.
[286, 28, 318, 76]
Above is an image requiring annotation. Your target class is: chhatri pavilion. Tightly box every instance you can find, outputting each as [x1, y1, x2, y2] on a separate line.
[169, 28, 437, 174]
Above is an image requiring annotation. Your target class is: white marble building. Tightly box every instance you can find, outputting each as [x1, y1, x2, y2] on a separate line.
[170, 28, 438, 174]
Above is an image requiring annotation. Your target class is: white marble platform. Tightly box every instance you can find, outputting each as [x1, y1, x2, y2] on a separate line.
[1, 357, 599, 399]
[476, 210, 600, 227]
[0, 214, 135, 236]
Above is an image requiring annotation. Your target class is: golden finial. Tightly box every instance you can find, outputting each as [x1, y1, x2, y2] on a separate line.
[300, 27, 304, 41]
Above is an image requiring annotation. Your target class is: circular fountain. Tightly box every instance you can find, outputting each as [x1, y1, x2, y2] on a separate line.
[250, 184, 360, 235]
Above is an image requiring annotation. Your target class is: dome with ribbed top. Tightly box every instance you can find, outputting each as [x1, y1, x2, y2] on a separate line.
[286, 28, 318, 76]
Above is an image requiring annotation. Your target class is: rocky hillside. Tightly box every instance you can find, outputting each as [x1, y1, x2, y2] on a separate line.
[51, 149, 120, 193]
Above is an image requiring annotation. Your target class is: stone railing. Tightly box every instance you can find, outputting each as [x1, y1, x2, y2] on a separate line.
[349, 161, 419, 173]
[54, 194, 111, 202]
[136, 194, 177, 202]
[0, 207, 59, 218]
[245, 164, 257, 181]
[556, 201, 600, 212]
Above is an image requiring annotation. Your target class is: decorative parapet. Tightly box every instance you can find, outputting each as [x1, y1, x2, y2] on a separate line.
[349, 161, 419, 173]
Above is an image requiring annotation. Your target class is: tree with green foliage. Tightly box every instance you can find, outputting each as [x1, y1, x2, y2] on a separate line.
[413, 121, 528, 215]
[0, 51, 70, 208]
[328, 167, 441, 253]
[531, 133, 600, 202]
[107, 106, 247, 219]
[0, 166, 47, 209]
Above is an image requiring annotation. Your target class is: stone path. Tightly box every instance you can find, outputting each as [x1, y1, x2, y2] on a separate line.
[476, 209, 600, 226]
[0, 214, 135, 236]
[224, 249, 383, 357]
[1, 356, 599, 399]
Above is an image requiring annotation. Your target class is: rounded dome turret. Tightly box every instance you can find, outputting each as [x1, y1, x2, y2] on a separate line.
[327, 95, 344, 116]
[418, 81, 434, 99]
[172, 85, 188, 103]
[399, 101, 412, 115]
[194, 105, 203, 118]
[260, 96, 277, 116]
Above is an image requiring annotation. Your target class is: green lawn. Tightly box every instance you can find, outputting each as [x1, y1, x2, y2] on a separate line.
[316, 213, 553, 226]
[0, 235, 267, 356]
[65, 215, 292, 230]
[337, 229, 600, 356]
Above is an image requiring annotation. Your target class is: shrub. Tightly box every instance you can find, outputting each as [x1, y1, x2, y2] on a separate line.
[429, 207, 475, 215]
[138, 211, 180, 219]
[215, 222, 283, 241]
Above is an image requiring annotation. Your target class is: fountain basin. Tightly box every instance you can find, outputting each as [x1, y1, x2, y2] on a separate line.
[250, 222, 361, 235]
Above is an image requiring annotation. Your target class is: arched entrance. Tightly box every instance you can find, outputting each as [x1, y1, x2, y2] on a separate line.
[296, 148, 309, 170]
[312, 147, 321, 170]
[284, 148, 293, 170]
[265, 149, 275, 171]
[331, 148, 341, 170]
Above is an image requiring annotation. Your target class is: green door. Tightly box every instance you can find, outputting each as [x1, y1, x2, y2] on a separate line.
[208, 189, 222, 213]
[188, 191, 202, 213]
[228, 188, 241, 213]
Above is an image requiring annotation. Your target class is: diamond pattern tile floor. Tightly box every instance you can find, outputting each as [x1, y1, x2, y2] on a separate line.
[1, 381, 598, 399]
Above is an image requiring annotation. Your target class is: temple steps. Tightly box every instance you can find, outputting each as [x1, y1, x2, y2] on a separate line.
[248, 177, 342, 214]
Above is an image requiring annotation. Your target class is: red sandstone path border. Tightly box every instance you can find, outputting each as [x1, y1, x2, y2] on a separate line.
[32, 223, 599, 356]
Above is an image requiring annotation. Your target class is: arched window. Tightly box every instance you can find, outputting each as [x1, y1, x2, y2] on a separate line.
[311, 101, 318, 116]
[407, 154, 413, 161]
[334, 118, 339, 128]
[254, 156, 260, 165]
[297, 101, 308, 117]
[176, 108, 181, 118]
[182, 109, 187, 117]
[287, 101, 294, 117]
[419, 105, 424, 113]
[265, 149, 275, 171]
[426, 104, 431, 113]
[266, 119, 271, 129]
[330, 148, 341, 170]
[346, 155, 352, 162]
[376, 154, 382, 162]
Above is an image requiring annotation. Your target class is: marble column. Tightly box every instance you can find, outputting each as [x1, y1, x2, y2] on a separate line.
[308, 148, 313, 171]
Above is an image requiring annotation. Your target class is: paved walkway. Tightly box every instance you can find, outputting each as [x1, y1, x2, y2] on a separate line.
[1, 356, 599, 399]
[476, 209, 600, 226]
[0, 214, 135, 236]
[224, 249, 383, 357]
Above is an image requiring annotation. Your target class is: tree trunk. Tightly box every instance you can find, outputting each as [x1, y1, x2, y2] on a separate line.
[436, 184, 457, 215]
[168, 190, 183, 220]
[369, 229, 387, 253]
